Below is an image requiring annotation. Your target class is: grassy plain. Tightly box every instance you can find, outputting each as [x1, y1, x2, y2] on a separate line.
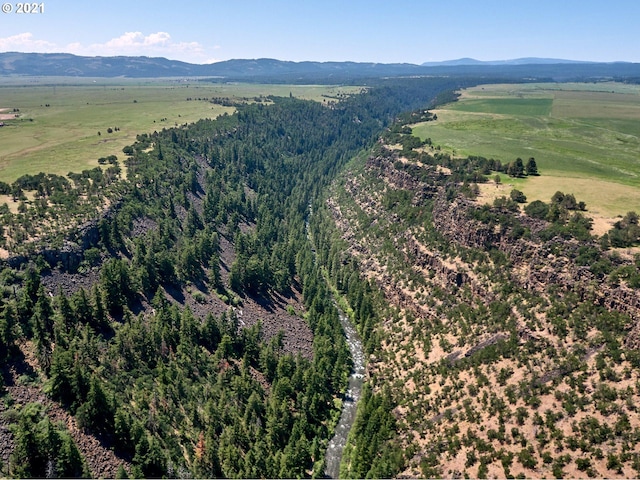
[0, 77, 361, 182]
[412, 82, 640, 218]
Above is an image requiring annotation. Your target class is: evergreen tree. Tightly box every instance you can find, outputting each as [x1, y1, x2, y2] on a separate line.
[76, 375, 114, 434]
[0, 303, 16, 359]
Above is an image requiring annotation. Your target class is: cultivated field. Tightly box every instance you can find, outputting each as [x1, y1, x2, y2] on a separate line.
[412, 82, 640, 220]
[0, 77, 361, 183]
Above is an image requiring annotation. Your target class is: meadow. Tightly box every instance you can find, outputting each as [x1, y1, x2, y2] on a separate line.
[412, 82, 640, 220]
[0, 77, 361, 183]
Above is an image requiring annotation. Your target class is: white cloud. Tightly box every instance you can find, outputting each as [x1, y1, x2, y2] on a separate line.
[68, 32, 208, 62]
[143, 32, 171, 47]
[0, 32, 58, 52]
[99, 31, 170, 50]
[0, 31, 215, 64]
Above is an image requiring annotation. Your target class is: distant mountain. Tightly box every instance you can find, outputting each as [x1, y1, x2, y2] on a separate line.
[0, 52, 423, 80]
[0, 52, 200, 77]
[0, 52, 638, 82]
[421, 57, 597, 66]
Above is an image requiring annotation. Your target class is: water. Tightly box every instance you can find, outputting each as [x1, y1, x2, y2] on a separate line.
[305, 205, 365, 478]
[323, 308, 365, 478]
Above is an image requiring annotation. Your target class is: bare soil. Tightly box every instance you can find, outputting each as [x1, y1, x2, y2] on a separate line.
[0, 108, 15, 120]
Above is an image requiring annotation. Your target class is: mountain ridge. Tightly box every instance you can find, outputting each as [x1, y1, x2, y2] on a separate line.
[1, 52, 639, 81]
[420, 57, 602, 66]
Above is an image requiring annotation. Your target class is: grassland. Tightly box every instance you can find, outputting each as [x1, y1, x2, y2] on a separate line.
[0, 77, 361, 182]
[412, 82, 640, 218]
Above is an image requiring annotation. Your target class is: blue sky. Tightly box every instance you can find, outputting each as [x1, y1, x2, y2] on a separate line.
[0, 0, 638, 64]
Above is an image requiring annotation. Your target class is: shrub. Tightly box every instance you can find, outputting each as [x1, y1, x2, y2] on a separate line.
[510, 189, 527, 203]
[524, 200, 549, 219]
[517, 447, 537, 469]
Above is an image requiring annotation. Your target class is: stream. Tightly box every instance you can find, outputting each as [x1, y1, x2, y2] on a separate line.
[306, 204, 365, 478]
[323, 306, 365, 478]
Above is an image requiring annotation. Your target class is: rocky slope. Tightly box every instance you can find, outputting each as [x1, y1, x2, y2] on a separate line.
[0, 150, 313, 475]
[329, 142, 640, 478]
[0, 343, 131, 477]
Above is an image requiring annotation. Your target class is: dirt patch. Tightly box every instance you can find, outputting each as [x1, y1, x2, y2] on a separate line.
[0, 108, 15, 120]
[475, 180, 516, 206]
[590, 214, 616, 236]
[0, 194, 32, 214]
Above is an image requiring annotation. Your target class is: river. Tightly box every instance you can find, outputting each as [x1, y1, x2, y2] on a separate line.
[323, 306, 365, 478]
[305, 205, 365, 478]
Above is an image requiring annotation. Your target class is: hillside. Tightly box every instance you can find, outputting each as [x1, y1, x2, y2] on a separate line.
[320, 121, 640, 478]
[0, 53, 423, 80]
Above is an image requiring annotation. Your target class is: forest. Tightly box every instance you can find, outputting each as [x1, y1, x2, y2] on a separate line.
[0, 76, 485, 477]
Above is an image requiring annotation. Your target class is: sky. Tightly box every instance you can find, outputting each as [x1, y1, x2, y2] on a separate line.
[0, 0, 638, 65]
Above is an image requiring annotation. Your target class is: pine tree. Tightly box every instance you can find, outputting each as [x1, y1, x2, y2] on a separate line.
[76, 376, 114, 434]
[0, 303, 16, 359]
[92, 284, 107, 328]
[57, 288, 74, 325]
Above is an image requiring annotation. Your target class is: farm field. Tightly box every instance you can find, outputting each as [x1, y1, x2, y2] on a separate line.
[412, 82, 640, 220]
[0, 77, 361, 183]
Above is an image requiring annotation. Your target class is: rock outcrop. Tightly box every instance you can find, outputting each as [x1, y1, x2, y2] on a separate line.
[432, 193, 640, 324]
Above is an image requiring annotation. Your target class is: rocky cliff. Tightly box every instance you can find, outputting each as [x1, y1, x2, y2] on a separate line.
[432, 195, 640, 323]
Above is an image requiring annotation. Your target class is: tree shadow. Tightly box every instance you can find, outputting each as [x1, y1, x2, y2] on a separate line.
[0, 348, 37, 388]
[163, 283, 185, 305]
[247, 290, 277, 313]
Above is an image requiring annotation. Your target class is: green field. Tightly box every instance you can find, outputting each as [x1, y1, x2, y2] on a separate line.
[412, 82, 640, 218]
[0, 78, 361, 183]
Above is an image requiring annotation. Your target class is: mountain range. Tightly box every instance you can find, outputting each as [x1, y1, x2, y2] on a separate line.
[420, 57, 600, 66]
[1, 52, 639, 82]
